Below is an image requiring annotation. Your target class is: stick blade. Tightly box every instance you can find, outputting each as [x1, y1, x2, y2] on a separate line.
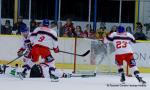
[81, 50, 90, 57]
[71, 73, 96, 78]
[81, 73, 96, 78]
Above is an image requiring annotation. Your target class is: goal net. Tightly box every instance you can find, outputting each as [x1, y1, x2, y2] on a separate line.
[73, 38, 130, 75]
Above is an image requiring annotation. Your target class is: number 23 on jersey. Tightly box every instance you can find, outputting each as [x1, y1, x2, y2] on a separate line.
[116, 41, 127, 49]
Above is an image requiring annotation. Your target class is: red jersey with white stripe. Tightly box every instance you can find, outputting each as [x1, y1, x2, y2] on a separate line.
[106, 32, 136, 54]
[31, 26, 58, 49]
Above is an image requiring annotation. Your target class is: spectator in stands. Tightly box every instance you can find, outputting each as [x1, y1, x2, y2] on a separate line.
[136, 22, 143, 32]
[75, 25, 83, 38]
[30, 19, 37, 32]
[126, 26, 133, 34]
[83, 24, 92, 38]
[12, 16, 27, 34]
[83, 24, 96, 39]
[96, 25, 108, 40]
[134, 22, 147, 40]
[1, 20, 12, 34]
[63, 18, 76, 37]
[100, 22, 106, 30]
[89, 29, 96, 39]
[109, 25, 117, 34]
[36, 22, 42, 27]
[82, 30, 88, 38]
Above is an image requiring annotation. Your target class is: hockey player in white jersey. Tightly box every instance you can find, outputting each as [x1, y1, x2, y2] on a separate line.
[17, 25, 34, 78]
[30, 19, 68, 81]
[106, 26, 146, 84]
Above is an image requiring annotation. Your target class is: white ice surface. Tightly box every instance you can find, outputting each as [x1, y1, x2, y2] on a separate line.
[0, 73, 150, 90]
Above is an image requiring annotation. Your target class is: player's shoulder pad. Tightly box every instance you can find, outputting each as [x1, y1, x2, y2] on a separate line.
[126, 32, 136, 43]
[126, 32, 134, 38]
[106, 32, 116, 41]
[50, 29, 57, 37]
[109, 32, 117, 37]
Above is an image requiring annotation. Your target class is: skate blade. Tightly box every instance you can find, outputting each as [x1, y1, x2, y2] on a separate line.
[140, 81, 146, 85]
[51, 79, 59, 82]
[120, 81, 125, 84]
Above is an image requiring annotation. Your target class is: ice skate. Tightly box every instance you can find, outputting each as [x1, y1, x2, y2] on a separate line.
[120, 73, 125, 84]
[136, 77, 146, 84]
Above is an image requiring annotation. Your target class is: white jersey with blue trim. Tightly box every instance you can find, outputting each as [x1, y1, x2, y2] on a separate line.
[106, 32, 136, 54]
[31, 26, 58, 49]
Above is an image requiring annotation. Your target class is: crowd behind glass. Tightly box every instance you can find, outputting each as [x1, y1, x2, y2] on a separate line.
[0, 16, 148, 40]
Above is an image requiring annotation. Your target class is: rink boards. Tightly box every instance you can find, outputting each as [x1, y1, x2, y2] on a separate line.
[0, 35, 150, 73]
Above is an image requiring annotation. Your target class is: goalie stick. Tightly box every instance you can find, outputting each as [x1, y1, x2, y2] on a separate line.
[50, 49, 90, 57]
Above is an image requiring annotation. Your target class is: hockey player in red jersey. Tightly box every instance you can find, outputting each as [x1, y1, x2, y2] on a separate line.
[106, 26, 146, 84]
[17, 25, 34, 78]
[30, 19, 68, 81]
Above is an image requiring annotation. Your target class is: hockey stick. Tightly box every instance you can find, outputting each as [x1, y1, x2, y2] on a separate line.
[6, 51, 28, 65]
[6, 50, 30, 65]
[2, 52, 28, 74]
[2, 55, 22, 74]
[50, 49, 90, 57]
[70, 73, 96, 78]
[6, 55, 23, 65]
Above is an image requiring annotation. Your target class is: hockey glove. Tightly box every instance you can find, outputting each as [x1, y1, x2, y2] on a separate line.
[53, 47, 59, 53]
[17, 48, 25, 56]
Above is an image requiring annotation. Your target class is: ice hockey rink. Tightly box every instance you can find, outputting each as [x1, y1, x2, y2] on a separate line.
[0, 73, 149, 90]
[1, 37, 149, 90]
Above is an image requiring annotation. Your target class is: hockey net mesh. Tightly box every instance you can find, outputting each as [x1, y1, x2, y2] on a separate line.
[54, 38, 129, 75]
[75, 38, 128, 75]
